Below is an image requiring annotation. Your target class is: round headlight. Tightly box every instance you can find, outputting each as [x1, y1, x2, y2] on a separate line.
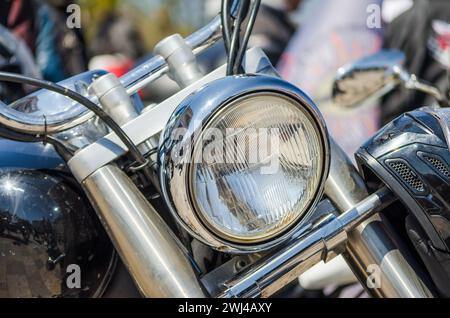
[191, 93, 324, 243]
[159, 75, 329, 253]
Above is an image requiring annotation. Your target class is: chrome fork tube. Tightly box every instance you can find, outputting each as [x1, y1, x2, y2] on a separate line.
[82, 164, 206, 298]
[325, 138, 434, 298]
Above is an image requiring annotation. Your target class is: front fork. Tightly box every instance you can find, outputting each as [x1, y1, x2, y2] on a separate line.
[78, 67, 433, 298]
[78, 140, 434, 298]
[325, 138, 434, 297]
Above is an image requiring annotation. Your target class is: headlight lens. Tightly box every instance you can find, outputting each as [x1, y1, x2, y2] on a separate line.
[190, 93, 324, 243]
[159, 75, 329, 252]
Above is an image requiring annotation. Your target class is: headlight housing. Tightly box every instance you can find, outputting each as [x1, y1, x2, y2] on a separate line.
[159, 75, 329, 253]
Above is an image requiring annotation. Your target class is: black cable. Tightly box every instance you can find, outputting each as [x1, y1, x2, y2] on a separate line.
[46, 135, 79, 162]
[0, 72, 147, 168]
[234, 0, 261, 75]
[221, 0, 232, 54]
[227, 0, 250, 75]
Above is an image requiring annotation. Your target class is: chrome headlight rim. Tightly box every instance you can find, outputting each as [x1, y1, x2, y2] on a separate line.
[188, 92, 325, 244]
[159, 74, 330, 253]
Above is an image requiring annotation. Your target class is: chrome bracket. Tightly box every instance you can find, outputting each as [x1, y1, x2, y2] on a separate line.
[68, 48, 275, 183]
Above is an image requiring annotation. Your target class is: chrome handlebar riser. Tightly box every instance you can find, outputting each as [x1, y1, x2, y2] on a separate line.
[90, 73, 140, 126]
[120, 15, 222, 95]
[89, 72, 154, 155]
[154, 34, 204, 88]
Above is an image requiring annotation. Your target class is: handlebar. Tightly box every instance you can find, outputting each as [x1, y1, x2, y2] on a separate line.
[0, 15, 224, 135]
[0, 70, 106, 135]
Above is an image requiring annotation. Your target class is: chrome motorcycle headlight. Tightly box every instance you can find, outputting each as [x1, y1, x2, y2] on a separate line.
[159, 75, 329, 253]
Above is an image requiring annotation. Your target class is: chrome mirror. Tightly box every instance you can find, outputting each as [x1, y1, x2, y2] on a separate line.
[332, 49, 406, 109]
[333, 49, 448, 109]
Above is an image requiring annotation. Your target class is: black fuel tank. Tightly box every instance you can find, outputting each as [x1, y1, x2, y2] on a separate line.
[0, 168, 116, 297]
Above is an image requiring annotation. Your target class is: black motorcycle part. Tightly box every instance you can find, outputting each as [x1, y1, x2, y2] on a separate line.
[355, 109, 450, 296]
[406, 215, 450, 297]
[0, 168, 116, 297]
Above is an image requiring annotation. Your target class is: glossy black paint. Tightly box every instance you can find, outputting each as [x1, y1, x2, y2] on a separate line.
[357, 109, 450, 251]
[356, 109, 450, 296]
[0, 168, 116, 297]
[0, 65, 140, 297]
[0, 139, 64, 170]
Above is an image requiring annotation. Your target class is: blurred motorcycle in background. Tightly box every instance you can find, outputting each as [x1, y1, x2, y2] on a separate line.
[0, 0, 448, 298]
